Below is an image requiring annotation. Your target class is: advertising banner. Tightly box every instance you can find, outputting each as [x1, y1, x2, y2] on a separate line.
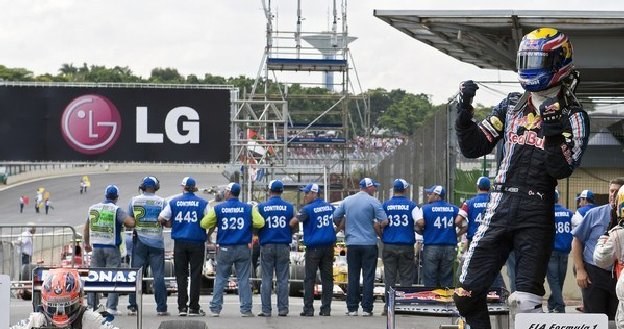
[0, 84, 233, 162]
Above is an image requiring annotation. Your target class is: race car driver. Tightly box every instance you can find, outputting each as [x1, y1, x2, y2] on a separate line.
[10, 268, 119, 329]
[452, 27, 590, 328]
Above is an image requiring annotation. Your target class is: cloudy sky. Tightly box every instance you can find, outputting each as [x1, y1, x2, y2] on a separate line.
[0, 0, 620, 106]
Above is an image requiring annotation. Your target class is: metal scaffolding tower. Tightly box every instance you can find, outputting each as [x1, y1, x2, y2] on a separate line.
[231, 0, 370, 202]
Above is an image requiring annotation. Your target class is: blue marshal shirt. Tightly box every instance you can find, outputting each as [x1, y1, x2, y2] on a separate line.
[258, 196, 295, 245]
[571, 204, 613, 266]
[381, 195, 421, 245]
[297, 198, 336, 248]
[420, 200, 460, 246]
[160, 192, 209, 244]
[457, 192, 490, 241]
[200, 197, 265, 245]
[553, 203, 574, 253]
[333, 191, 387, 246]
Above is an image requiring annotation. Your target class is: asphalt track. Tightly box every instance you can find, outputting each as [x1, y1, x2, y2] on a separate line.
[0, 171, 230, 228]
[9, 294, 397, 329]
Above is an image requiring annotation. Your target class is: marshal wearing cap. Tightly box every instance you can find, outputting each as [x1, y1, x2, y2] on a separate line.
[425, 185, 446, 199]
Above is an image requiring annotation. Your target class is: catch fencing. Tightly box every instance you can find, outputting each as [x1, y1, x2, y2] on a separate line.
[0, 225, 81, 284]
[375, 104, 624, 210]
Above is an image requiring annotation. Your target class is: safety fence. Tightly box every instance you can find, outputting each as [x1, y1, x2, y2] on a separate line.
[0, 225, 80, 285]
[375, 105, 624, 209]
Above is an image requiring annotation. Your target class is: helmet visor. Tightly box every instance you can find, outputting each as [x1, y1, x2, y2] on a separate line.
[44, 300, 81, 324]
[517, 51, 555, 71]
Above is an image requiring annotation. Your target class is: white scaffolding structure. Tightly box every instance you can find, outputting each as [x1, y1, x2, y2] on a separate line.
[231, 0, 370, 201]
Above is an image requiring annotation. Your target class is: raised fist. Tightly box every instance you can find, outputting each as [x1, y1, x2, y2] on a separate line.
[539, 97, 563, 136]
[539, 97, 562, 123]
[459, 80, 479, 107]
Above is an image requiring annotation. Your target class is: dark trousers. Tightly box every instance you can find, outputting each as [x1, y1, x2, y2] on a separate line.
[346, 244, 378, 313]
[303, 244, 334, 315]
[582, 262, 617, 320]
[173, 241, 205, 312]
[21, 253, 31, 265]
[383, 244, 414, 309]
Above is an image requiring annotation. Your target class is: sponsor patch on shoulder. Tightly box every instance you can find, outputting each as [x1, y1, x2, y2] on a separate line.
[490, 116, 503, 132]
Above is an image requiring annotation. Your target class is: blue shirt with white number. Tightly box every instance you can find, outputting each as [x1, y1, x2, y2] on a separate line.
[382, 196, 419, 245]
[553, 203, 574, 253]
[214, 197, 253, 246]
[168, 192, 209, 244]
[421, 200, 459, 246]
[297, 198, 336, 248]
[258, 196, 295, 245]
[458, 193, 490, 241]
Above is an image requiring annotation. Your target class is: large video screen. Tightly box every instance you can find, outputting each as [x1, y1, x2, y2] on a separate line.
[0, 84, 232, 162]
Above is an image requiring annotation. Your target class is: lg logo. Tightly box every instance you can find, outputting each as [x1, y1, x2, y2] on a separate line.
[61, 94, 200, 155]
[61, 95, 122, 155]
[136, 106, 199, 144]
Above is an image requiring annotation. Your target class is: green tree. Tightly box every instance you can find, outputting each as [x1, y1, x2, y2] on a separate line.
[59, 63, 78, 81]
[227, 75, 256, 95]
[149, 67, 183, 83]
[473, 103, 492, 122]
[186, 74, 200, 84]
[0, 65, 34, 81]
[378, 93, 434, 135]
[203, 73, 227, 85]
[367, 88, 393, 128]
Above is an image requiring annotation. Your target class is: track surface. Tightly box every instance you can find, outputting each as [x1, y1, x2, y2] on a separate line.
[0, 172, 228, 228]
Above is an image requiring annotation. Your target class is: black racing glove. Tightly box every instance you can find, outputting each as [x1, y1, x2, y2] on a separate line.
[539, 97, 564, 136]
[456, 80, 479, 127]
[459, 80, 479, 108]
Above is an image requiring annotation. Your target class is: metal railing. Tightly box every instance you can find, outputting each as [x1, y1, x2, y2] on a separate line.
[0, 225, 80, 286]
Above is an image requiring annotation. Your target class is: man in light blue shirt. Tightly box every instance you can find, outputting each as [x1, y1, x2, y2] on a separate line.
[334, 178, 387, 316]
[571, 178, 624, 319]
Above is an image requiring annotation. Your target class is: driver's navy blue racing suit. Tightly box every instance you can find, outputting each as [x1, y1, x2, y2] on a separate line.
[453, 92, 589, 327]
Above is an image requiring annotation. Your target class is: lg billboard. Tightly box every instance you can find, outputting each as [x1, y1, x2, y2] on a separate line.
[0, 83, 235, 162]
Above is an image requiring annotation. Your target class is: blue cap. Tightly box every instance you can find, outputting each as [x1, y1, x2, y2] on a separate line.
[359, 178, 380, 189]
[226, 182, 241, 195]
[142, 176, 158, 188]
[105, 185, 119, 199]
[180, 177, 196, 188]
[576, 189, 594, 201]
[393, 179, 409, 192]
[300, 183, 319, 193]
[268, 179, 284, 192]
[477, 176, 491, 191]
[425, 185, 446, 199]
